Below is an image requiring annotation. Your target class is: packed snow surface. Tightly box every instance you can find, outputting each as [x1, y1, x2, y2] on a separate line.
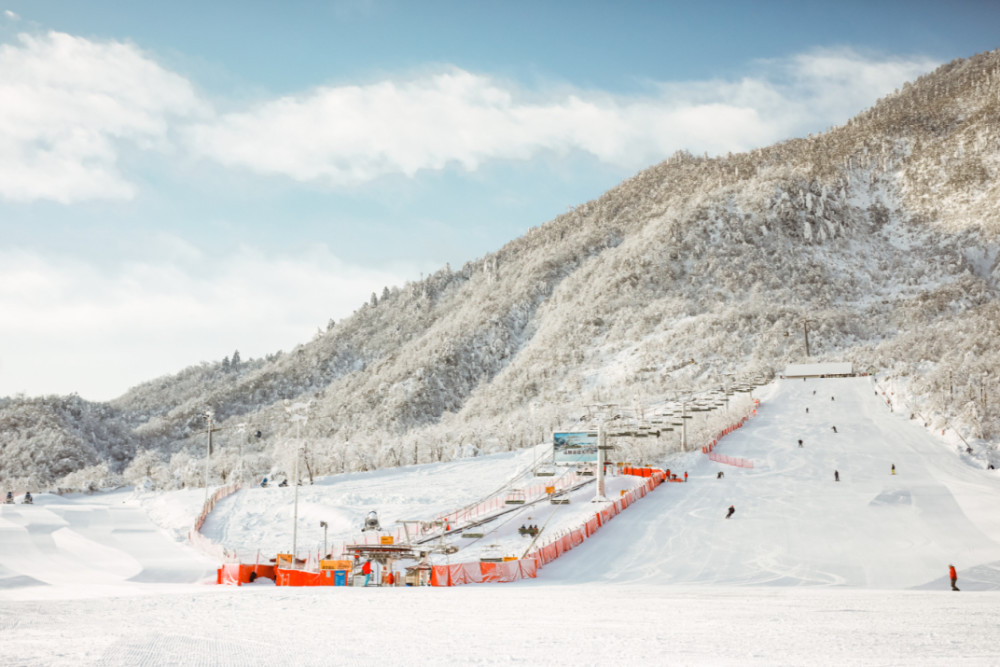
[3, 376, 1000, 665]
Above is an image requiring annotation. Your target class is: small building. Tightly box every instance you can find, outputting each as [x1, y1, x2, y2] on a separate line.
[782, 362, 854, 378]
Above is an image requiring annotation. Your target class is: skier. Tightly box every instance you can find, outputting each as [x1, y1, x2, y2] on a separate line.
[279, 479, 289, 487]
[831, 426, 838, 433]
[831, 396, 835, 401]
[22, 492, 33, 504]
[717, 471, 725, 479]
[891, 464, 896, 475]
[725, 505, 735, 519]
[806, 407, 809, 414]
[260, 477, 268, 488]
[362, 559, 373, 586]
[834, 470, 839, 482]
[684, 471, 688, 482]
[798, 439, 803, 448]
[949, 564, 959, 591]
[4, 491, 12, 504]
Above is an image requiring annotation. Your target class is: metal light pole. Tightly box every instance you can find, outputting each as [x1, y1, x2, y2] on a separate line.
[203, 410, 214, 505]
[286, 401, 310, 564]
[803, 319, 816, 357]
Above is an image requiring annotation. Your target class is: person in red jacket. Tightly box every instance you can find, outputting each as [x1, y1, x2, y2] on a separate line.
[362, 559, 373, 586]
[684, 471, 688, 482]
[949, 564, 959, 591]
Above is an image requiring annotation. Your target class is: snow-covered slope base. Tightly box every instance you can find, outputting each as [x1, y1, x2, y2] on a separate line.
[2, 376, 1000, 665]
[545, 376, 1000, 590]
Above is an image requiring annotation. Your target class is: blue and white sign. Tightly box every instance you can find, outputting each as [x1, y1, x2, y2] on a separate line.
[553, 432, 599, 463]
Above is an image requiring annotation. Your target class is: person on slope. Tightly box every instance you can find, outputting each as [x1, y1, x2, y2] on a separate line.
[834, 470, 839, 482]
[831, 426, 838, 433]
[4, 491, 12, 504]
[260, 477, 268, 488]
[725, 505, 735, 519]
[798, 439, 803, 447]
[22, 491, 32, 504]
[949, 564, 959, 591]
[891, 464, 896, 475]
[717, 471, 725, 479]
[684, 471, 688, 482]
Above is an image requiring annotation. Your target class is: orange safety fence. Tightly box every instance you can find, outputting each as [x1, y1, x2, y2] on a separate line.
[432, 471, 666, 586]
[708, 453, 754, 469]
[430, 559, 538, 586]
[218, 563, 276, 586]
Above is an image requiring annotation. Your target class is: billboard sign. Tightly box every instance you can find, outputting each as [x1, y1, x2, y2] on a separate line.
[553, 432, 599, 463]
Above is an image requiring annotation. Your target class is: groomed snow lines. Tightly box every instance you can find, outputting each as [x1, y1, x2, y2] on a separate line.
[702, 399, 759, 469]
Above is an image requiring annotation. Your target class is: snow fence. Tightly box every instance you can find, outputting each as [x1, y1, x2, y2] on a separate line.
[189, 482, 242, 562]
[701, 400, 759, 468]
[430, 470, 666, 586]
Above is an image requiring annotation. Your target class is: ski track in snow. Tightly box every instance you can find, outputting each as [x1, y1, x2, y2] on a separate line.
[2, 376, 1000, 665]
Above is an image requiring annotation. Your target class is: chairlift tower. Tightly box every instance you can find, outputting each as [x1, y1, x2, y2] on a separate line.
[588, 405, 617, 503]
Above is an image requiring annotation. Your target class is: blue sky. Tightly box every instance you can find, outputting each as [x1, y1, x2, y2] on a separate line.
[1, 1, 997, 400]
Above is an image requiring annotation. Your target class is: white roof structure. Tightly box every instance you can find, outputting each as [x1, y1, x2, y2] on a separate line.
[783, 362, 853, 377]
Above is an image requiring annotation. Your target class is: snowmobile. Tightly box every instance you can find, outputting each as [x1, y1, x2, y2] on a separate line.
[22, 493, 33, 505]
[4, 492, 14, 504]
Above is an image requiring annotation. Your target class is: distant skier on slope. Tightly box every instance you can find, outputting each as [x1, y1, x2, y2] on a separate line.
[834, 470, 839, 482]
[831, 426, 837, 433]
[798, 439, 803, 448]
[725, 505, 735, 519]
[891, 464, 896, 475]
[949, 564, 959, 591]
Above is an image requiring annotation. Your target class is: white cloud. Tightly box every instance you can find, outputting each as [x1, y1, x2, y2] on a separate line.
[4, 9, 19, 20]
[185, 49, 939, 185]
[0, 31, 942, 199]
[0, 245, 418, 400]
[0, 31, 205, 203]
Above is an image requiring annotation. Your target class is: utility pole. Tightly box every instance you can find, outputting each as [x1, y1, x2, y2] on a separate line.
[285, 401, 310, 563]
[803, 319, 816, 357]
[202, 410, 224, 505]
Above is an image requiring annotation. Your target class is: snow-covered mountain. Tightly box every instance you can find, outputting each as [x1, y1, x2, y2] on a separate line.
[3, 50, 1000, 490]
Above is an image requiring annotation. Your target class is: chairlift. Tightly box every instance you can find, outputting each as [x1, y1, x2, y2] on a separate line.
[505, 490, 526, 505]
[550, 491, 570, 505]
[480, 544, 505, 563]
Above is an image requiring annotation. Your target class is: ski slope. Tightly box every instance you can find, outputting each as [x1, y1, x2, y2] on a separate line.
[541, 376, 1000, 590]
[0, 490, 217, 599]
[3, 376, 1000, 665]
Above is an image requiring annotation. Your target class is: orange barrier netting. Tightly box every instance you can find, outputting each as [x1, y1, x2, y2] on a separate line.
[218, 563, 276, 586]
[431, 470, 666, 586]
[701, 401, 760, 459]
[708, 452, 754, 469]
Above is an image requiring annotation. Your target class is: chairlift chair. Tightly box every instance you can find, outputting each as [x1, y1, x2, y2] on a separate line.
[505, 490, 526, 505]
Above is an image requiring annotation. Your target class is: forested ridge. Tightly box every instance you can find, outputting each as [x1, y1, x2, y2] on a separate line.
[3, 50, 1000, 490]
